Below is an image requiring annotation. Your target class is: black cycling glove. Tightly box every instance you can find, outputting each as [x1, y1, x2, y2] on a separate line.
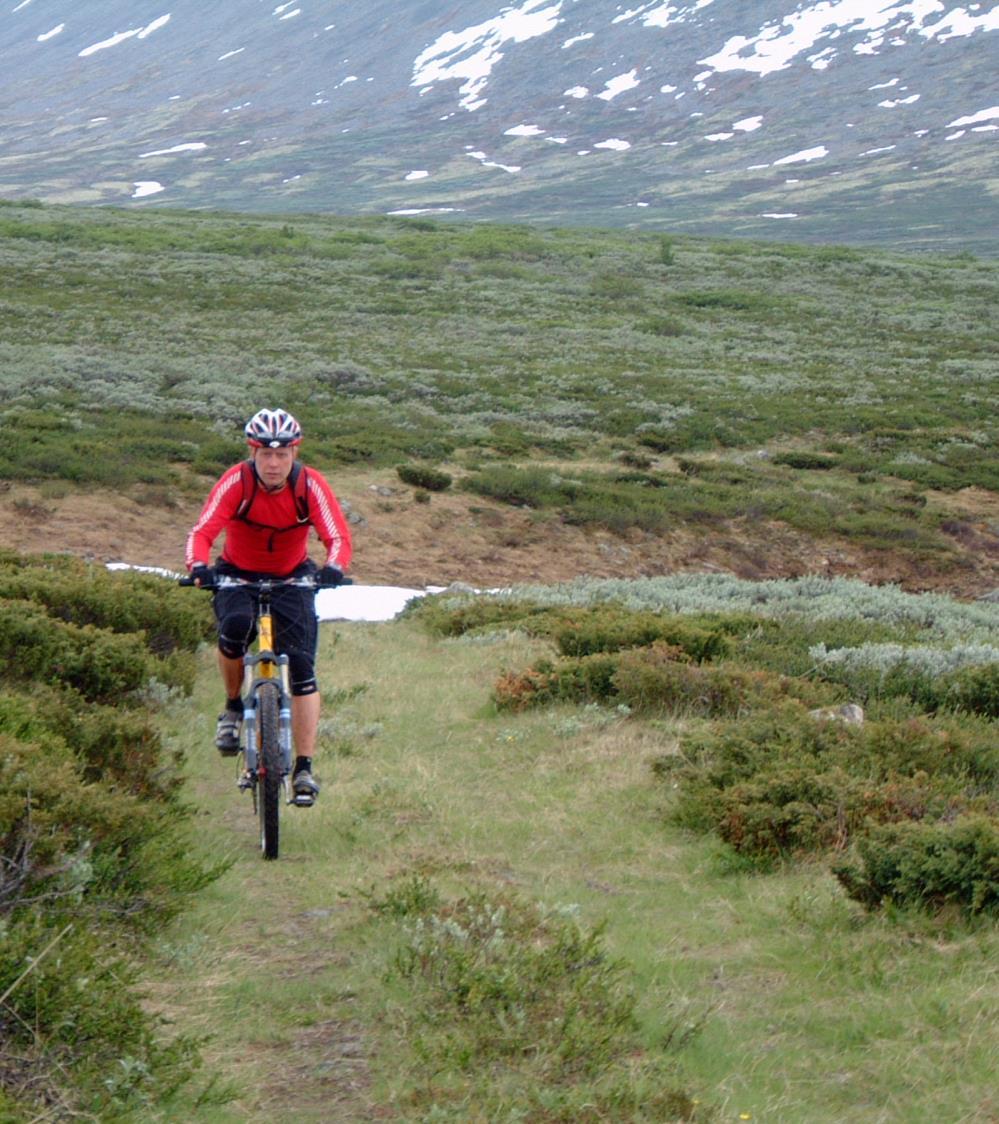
[317, 564, 344, 588]
[191, 563, 217, 589]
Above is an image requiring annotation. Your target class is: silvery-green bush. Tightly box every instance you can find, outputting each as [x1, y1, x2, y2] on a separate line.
[495, 575, 999, 646]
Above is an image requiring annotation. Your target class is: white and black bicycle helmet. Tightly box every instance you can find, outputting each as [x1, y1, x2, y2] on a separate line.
[244, 408, 302, 448]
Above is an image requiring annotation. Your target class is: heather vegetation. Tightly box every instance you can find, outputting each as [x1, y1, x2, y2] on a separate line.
[0, 200, 996, 567]
[0, 553, 219, 1119]
[410, 577, 999, 918]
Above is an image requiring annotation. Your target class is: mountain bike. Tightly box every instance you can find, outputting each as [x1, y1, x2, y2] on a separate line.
[180, 571, 346, 859]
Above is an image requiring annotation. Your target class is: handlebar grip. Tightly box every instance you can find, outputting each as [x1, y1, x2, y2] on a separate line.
[177, 576, 196, 586]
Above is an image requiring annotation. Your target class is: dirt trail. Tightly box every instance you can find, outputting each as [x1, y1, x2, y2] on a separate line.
[1, 469, 996, 599]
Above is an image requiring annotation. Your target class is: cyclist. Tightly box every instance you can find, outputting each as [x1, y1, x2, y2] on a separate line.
[185, 408, 352, 804]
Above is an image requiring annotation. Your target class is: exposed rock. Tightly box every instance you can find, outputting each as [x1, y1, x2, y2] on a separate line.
[809, 703, 864, 726]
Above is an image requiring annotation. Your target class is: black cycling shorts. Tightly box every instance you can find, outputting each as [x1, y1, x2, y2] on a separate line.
[212, 561, 319, 696]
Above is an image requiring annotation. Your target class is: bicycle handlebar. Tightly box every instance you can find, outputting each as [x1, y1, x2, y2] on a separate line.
[177, 574, 353, 589]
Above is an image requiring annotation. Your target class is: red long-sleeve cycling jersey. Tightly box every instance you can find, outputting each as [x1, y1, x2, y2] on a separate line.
[185, 462, 352, 576]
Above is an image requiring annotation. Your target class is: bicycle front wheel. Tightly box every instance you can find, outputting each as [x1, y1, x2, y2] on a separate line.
[256, 681, 282, 860]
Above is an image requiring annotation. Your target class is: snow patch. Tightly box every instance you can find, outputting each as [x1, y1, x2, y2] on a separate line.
[636, 1, 717, 29]
[921, 7, 999, 41]
[468, 151, 521, 173]
[760, 212, 799, 219]
[316, 585, 438, 622]
[131, 181, 164, 198]
[698, 1, 994, 78]
[594, 138, 631, 150]
[138, 14, 170, 39]
[948, 106, 999, 127]
[878, 94, 920, 107]
[218, 48, 245, 61]
[505, 123, 545, 136]
[704, 132, 733, 141]
[564, 85, 589, 98]
[733, 115, 763, 132]
[562, 32, 594, 47]
[139, 142, 208, 158]
[774, 145, 829, 165]
[412, 0, 563, 112]
[37, 24, 64, 41]
[80, 14, 169, 57]
[387, 208, 462, 216]
[597, 69, 640, 101]
[405, 169, 430, 180]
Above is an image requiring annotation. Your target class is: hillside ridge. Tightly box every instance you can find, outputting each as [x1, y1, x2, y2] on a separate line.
[1, 1, 997, 250]
[3, 470, 996, 600]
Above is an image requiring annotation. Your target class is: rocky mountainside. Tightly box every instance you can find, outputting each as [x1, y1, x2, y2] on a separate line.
[1, 0, 997, 250]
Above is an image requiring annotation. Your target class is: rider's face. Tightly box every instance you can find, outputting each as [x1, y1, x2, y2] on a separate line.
[252, 445, 297, 489]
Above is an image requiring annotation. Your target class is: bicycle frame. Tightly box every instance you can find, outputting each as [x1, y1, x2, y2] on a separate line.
[235, 579, 295, 797]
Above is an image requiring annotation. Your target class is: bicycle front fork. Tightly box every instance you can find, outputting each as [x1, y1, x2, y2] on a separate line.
[238, 654, 294, 787]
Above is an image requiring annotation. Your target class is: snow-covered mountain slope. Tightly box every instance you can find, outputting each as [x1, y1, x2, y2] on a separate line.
[1, 0, 997, 250]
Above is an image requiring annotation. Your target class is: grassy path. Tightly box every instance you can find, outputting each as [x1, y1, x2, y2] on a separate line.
[148, 617, 999, 1122]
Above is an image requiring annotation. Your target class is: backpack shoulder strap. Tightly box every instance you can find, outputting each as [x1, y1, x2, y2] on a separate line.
[290, 462, 310, 523]
[234, 460, 257, 520]
[234, 459, 310, 524]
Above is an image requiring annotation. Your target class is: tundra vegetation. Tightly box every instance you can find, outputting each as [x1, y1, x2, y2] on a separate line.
[0, 200, 997, 1118]
[0, 199, 996, 572]
[0, 553, 218, 1118]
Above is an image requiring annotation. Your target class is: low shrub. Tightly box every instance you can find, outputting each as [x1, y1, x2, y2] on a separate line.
[411, 595, 757, 667]
[0, 599, 155, 703]
[664, 708, 999, 872]
[936, 662, 999, 718]
[494, 653, 621, 710]
[833, 815, 999, 916]
[396, 463, 453, 492]
[495, 645, 828, 716]
[553, 608, 736, 662]
[368, 877, 702, 1114]
[0, 686, 182, 799]
[612, 646, 781, 716]
[0, 555, 213, 654]
[404, 595, 549, 635]
[716, 764, 863, 860]
[0, 555, 221, 1115]
[772, 451, 839, 470]
[0, 912, 202, 1113]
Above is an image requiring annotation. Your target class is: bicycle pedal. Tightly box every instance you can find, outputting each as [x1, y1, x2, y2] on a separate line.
[237, 774, 255, 792]
[292, 793, 315, 807]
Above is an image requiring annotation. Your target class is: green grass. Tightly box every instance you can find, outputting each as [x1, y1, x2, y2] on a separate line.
[146, 613, 999, 1122]
[0, 200, 996, 566]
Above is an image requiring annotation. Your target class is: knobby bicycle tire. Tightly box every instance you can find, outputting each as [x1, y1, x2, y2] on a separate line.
[256, 681, 282, 860]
